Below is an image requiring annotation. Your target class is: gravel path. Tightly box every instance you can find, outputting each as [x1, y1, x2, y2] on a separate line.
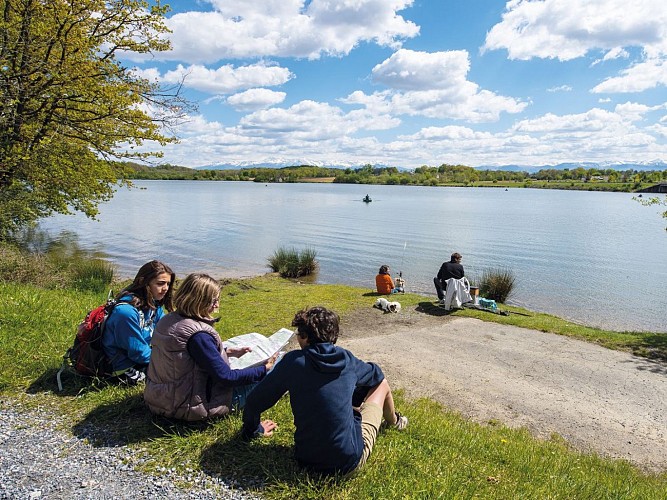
[0, 403, 260, 500]
[340, 309, 667, 472]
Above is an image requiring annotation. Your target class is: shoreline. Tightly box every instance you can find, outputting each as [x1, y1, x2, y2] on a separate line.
[111, 267, 665, 334]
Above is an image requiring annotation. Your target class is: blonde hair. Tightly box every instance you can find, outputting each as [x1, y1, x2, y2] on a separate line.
[174, 273, 221, 320]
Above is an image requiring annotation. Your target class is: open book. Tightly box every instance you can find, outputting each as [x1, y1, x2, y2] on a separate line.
[225, 327, 294, 370]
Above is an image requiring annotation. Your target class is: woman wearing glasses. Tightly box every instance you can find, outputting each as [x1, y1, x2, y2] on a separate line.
[144, 273, 277, 423]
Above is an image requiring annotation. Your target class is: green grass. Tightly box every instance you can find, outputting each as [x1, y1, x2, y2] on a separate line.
[451, 303, 667, 362]
[267, 246, 318, 278]
[0, 275, 665, 499]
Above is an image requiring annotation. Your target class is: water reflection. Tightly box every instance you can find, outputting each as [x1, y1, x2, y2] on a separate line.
[38, 180, 667, 333]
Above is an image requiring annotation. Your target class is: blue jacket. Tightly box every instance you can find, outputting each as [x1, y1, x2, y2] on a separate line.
[242, 342, 384, 475]
[102, 296, 163, 374]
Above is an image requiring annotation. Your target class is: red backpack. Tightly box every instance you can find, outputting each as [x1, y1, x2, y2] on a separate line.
[56, 294, 126, 390]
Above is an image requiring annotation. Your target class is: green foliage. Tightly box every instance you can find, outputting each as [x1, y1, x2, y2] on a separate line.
[634, 195, 667, 230]
[0, 236, 114, 292]
[267, 246, 319, 278]
[479, 268, 516, 303]
[120, 162, 667, 196]
[0, 0, 188, 239]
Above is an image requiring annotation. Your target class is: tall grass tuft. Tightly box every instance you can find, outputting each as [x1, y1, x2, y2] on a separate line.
[267, 246, 318, 278]
[70, 259, 115, 293]
[0, 234, 114, 292]
[479, 267, 516, 303]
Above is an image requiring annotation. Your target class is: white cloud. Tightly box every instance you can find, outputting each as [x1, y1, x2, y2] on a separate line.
[371, 49, 470, 91]
[131, 67, 161, 82]
[592, 58, 667, 93]
[351, 49, 528, 122]
[158, 0, 419, 63]
[591, 46, 630, 66]
[547, 85, 573, 92]
[158, 62, 292, 94]
[142, 99, 666, 168]
[483, 0, 667, 93]
[483, 0, 666, 61]
[226, 88, 286, 111]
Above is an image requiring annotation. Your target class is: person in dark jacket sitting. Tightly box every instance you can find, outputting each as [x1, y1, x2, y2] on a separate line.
[433, 252, 464, 303]
[242, 306, 407, 475]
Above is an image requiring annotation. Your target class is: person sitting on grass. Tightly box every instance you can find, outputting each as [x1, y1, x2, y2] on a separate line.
[102, 260, 175, 385]
[433, 252, 464, 304]
[375, 265, 403, 294]
[144, 273, 278, 422]
[242, 306, 408, 476]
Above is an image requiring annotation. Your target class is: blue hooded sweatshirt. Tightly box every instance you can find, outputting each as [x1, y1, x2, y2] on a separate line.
[102, 296, 163, 374]
[242, 342, 384, 475]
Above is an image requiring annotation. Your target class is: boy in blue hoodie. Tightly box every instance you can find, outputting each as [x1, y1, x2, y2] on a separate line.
[242, 306, 407, 475]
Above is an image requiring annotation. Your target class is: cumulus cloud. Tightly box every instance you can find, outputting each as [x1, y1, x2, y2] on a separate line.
[156, 62, 292, 94]
[158, 0, 419, 63]
[371, 49, 470, 90]
[143, 98, 666, 168]
[592, 58, 667, 93]
[592, 47, 630, 66]
[226, 88, 287, 111]
[483, 0, 667, 93]
[348, 49, 528, 122]
[483, 0, 665, 61]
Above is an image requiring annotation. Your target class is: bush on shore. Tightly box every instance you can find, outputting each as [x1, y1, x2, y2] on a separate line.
[478, 267, 516, 303]
[267, 246, 318, 278]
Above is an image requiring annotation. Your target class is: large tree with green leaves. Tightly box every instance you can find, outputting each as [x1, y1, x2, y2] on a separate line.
[0, 0, 186, 239]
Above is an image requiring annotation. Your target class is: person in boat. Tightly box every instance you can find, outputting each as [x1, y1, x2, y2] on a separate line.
[363, 194, 371, 202]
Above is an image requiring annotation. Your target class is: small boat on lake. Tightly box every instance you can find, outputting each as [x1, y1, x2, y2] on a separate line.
[363, 194, 372, 203]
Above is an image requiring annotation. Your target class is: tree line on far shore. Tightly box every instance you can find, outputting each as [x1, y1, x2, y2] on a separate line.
[121, 162, 667, 192]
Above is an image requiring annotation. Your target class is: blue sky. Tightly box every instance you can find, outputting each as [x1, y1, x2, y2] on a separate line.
[123, 0, 667, 169]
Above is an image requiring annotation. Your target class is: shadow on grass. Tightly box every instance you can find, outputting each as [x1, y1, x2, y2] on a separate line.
[70, 393, 215, 447]
[631, 333, 667, 364]
[27, 367, 117, 397]
[415, 301, 454, 317]
[200, 437, 344, 493]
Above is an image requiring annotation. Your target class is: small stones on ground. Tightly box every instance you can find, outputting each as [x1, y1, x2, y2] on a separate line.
[0, 403, 261, 500]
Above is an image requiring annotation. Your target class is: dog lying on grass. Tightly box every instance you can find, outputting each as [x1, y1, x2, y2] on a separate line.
[374, 297, 401, 313]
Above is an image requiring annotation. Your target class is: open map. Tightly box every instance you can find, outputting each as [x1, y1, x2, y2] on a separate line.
[225, 328, 294, 369]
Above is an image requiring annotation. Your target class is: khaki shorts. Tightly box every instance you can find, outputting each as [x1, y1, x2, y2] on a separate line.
[354, 401, 383, 471]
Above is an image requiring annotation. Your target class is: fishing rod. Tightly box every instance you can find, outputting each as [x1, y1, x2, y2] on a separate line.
[398, 241, 407, 286]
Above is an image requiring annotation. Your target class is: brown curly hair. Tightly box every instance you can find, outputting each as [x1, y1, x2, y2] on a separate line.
[291, 306, 340, 344]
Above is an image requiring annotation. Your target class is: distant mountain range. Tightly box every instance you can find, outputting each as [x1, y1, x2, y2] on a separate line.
[195, 160, 667, 172]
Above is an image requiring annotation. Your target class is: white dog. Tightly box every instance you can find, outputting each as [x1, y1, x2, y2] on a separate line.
[374, 297, 402, 313]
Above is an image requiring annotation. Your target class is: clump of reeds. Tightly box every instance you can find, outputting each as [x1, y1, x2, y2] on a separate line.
[478, 267, 516, 303]
[267, 246, 318, 278]
[0, 232, 114, 292]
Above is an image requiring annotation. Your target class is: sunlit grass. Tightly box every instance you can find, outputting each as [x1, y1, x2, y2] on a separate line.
[0, 271, 665, 499]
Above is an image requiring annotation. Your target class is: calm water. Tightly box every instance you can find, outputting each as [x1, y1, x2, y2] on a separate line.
[38, 180, 667, 332]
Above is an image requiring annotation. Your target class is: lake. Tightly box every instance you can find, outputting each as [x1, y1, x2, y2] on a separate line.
[38, 180, 667, 333]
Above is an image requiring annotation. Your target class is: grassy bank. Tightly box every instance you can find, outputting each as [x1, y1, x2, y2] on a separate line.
[0, 274, 665, 499]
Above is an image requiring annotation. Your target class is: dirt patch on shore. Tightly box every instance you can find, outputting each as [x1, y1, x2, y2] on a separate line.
[338, 305, 667, 472]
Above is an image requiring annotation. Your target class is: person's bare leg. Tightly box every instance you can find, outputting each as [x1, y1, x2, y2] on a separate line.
[365, 378, 397, 425]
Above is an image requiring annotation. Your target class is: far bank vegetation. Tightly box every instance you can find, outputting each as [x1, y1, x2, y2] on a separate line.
[121, 162, 667, 193]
